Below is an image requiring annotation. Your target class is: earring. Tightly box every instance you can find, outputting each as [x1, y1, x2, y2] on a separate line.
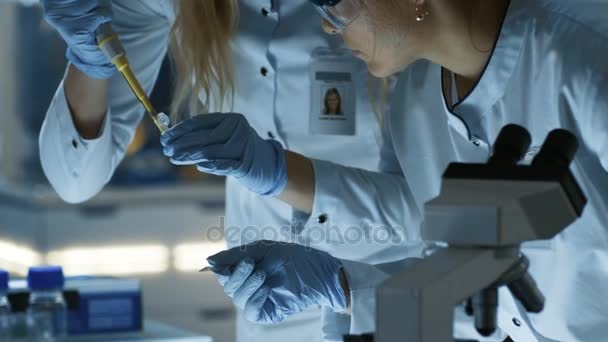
[415, 7, 429, 22]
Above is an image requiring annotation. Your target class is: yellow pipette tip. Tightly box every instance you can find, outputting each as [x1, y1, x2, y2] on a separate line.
[96, 24, 170, 133]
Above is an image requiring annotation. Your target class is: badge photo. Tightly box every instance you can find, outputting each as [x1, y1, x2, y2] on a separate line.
[309, 48, 356, 136]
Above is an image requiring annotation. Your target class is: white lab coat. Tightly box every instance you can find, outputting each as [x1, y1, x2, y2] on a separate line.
[38, 0, 388, 340]
[333, 0, 608, 340]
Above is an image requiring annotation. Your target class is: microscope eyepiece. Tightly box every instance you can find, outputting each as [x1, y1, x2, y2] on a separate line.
[532, 129, 579, 170]
[488, 124, 532, 166]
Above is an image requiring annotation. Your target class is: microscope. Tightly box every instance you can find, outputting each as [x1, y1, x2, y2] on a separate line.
[352, 125, 587, 342]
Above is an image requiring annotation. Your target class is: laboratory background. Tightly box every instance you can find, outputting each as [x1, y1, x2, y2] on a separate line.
[0, 1, 238, 341]
[2, 0, 608, 341]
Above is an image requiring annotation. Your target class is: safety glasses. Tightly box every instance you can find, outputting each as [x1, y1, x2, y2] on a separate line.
[313, 0, 362, 32]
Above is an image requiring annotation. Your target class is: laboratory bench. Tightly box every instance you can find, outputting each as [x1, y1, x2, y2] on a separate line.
[66, 320, 212, 342]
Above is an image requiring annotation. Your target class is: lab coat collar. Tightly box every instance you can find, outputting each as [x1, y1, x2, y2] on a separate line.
[452, 0, 529, 141]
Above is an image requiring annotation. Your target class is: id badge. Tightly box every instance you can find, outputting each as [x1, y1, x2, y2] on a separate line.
[309, 47, 357, 135]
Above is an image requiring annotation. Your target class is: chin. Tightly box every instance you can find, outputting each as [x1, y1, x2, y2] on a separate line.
[367, 62, 398, 78]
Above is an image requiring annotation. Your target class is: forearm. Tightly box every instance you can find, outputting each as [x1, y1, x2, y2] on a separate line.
[64, 64, 109, 139]
[278, 151, 315, 214]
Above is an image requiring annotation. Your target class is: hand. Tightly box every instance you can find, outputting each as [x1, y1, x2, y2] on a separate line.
[161, 113, 288, 196]
[41, 0, 115, 79]
[207, 241, 348, 324]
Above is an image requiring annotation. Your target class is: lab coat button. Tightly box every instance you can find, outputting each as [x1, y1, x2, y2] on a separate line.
[72, 139, 78, 149]
[261, 67, 269, 77]
[473, 140, 481, 147]
[261, 8, 269, 16]
[317, 214, 328, 224]
[267, 132, 275, 139]
[512, 317, 521, 327]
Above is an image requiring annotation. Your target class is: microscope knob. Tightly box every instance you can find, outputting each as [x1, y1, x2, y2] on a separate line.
[508, 270, 545, 313]
[497, 255, 546, 313]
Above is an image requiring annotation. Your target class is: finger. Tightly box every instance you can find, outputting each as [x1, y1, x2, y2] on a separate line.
[162, 118, 240, 156]
[209, 261, 241, 287]
[208, 113, 242, 142]
[207, 243, 268, 269]
[264, 297, 287, 324]
[207, 247, 249, 269]
[196, 160, 241, 176]
[162, 130, 214, 157]
[164, 112, 244, 154]
[160, 120, 207, 148]
[161, 113, 226, 146]
[168, 152, 207, 166]
[207, 263, 234, 284]
[233, 270, 266, 310]
[167, 142, 243, 165]
[223, 258, 255, 297]
[170, 144, 248, 170]
[244, 286, 272, 324]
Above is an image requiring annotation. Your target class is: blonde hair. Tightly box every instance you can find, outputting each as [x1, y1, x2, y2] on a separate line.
[169, 0, 239, 120]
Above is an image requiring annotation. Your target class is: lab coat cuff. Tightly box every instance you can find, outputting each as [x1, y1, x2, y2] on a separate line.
[321, 306, 351, 342]
[303, 159, 341, 231]
[39, 81, 113, 203]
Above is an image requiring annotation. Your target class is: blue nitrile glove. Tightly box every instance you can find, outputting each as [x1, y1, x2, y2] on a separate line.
[207, 241, 348, 324]
[161, 113, 288, 196]
[41, 0, 115, 79]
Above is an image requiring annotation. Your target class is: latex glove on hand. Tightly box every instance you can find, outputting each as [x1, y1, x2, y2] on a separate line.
[41, 0, 115, 79]
[207, 241, 348, 324]
[161, 113, 288, 196]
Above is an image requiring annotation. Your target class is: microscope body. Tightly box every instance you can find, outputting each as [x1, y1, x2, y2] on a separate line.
[375, 126, 586, 342]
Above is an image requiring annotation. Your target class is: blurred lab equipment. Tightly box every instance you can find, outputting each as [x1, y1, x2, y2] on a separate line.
[95, 23, 171, 133]
[7, 276, 214, 341]
[0, 269, 11, 339]
[27, 266, 68, 341]
[365, 125, 586, 342]
[9, 276, 143, 336]
[0, 1, 67, 184]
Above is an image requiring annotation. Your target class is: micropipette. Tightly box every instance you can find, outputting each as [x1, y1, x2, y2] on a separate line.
[95, 23, 170, 133]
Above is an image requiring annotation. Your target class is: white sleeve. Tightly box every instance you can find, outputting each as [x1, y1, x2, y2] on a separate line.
[39, 0, 173, 203]
[341, 259, 414, 335]
[584, 69, 608, 172]
[300, 115, 423, 264]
